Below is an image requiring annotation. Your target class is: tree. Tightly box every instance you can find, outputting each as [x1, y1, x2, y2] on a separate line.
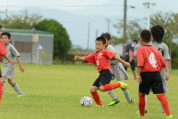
[0, 10, 43, 29]
[35, 19, 71, 59]
[112, 19, 142, 44]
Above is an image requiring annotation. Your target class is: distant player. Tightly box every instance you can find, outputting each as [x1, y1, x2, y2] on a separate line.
[124, 40, 138, 80]
[100, 33, 134, 106]
[136, 30, 173, 118]
[0, 32, 26, 100]
[74, 36, 130, 106]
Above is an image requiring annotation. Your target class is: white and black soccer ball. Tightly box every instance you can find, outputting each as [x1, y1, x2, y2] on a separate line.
[80, 96, 92, 107]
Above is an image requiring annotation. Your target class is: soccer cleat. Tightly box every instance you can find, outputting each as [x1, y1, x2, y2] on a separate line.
[108, 98, 120, 106]
[126, 99, 134, 106]
[95, 105, 104, 107]
[136, 111, 144, 117]
[17, 93, 26, 97]
[136, 108, 147, 115]
[166, 115, 173, 119]
[117, 81, 130, 89]
[0, 99, 3, 102]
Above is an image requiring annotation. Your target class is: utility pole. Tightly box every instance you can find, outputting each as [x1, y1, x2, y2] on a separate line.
[96, 29, 98, 38]
[123, 0, 127, 40]
[87, 23, 90, 50]
[143, 3, 156, 30]
[108, 18, 110, 33]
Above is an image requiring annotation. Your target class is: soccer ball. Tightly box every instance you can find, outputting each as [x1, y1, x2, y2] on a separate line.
[80, 96, 92, 107]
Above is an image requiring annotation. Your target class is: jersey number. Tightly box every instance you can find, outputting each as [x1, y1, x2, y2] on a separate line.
[149, 53, 157, 68]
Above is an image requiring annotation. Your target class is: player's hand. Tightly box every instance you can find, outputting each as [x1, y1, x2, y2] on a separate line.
[9, 59, 15, 65]
[137, 75, 142, 84]
[20, 66, 25, 73]
[124, 62, 130, 67]
[129, 58, 132, 63]
[165, 72, 169, 81]
[74, 55, 79, 60]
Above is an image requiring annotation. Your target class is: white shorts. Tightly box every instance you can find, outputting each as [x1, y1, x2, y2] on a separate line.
[2, 63, 15, 79]
[110, 62, 129, 81]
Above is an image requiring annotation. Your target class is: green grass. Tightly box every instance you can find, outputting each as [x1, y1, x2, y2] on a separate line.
[0, 63, 177, 119]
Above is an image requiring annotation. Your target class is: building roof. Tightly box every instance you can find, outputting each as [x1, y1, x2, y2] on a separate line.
[2, 28, 54, 36]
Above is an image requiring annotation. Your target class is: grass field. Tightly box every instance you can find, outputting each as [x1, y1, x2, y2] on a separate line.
[0, 63, 177, 119]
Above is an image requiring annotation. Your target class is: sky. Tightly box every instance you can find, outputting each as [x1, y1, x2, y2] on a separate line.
[0, 0, 178, 49]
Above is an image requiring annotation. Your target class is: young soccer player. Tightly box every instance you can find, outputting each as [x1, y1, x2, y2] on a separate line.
[144, 25, 171, 113]
[136, 30, 173, 118]
[124, 40, 138, 80]
[100, 33, 134, 106]
[0, 32, 26, 101]
[74, 36, 130, 106]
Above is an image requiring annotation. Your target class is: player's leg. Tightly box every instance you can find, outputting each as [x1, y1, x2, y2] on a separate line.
[152, 72, 173, 118]
[130, 59, 137, 80]
[107, 67, 120, 106]
[107, 90, 120, 106]
[112, 63, 133, 105]
[161, 69, 168, 113]
[99, 70, 129, 92]
[8, 79, 26, 97]
[1, 76, 6, 97]
[0, 77, 3, 102]
[137, 72, 151, 117]
[90, 86, 103, 106]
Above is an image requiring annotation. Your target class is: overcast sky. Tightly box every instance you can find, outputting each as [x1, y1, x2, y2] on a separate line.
[0, 0, 178, 49]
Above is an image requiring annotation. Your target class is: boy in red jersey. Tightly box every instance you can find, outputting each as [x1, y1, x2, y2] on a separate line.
[74, 36, 130, 106]
[136, 30, 173, 118]
[0, 30, 15, 102]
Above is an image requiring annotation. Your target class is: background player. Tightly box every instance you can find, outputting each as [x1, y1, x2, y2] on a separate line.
[1, 32, 26, 100]
[124, 40, 138, 80]
[101, 33, 134, 106]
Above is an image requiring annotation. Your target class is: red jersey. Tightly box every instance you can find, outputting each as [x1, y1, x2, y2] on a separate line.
[137, 45, 166, 72]
[84, 49, 115, 72]
[0, 40, 7, 60]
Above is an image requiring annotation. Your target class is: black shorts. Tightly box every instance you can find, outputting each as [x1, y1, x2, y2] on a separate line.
[139, 72, 164, 95]
[124, 55, 135, 71]
[92, 70, 112, 87]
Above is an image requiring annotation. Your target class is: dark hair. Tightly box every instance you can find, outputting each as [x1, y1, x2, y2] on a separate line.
[140, 30, 151, 43]
[0, 25, 2, 28]
[151, 25, 164, 43]
[1, 32, 11, 39]
[132, 39, 138, 44]
[100, 32, 111, 40]
[95, 36, 106, 44]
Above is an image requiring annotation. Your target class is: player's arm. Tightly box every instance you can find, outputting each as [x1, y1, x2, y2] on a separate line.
[129, 49, 133, 62]
[165, 60, 169, 80]
[113, 56, 130, 67]
[2, 54, 15, 65]
[137, 66, 142, 84]
[74, 55, 85, 61]
[16, 56, 25, 72]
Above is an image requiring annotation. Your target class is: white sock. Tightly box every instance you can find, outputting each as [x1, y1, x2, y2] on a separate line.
[107, 90, 117, 100]
[122, 88, 132, 102]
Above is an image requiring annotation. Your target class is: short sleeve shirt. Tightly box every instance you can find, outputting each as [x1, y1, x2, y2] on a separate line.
[0, 40, 7, 60]
[3, 43, 20, 63]
[84, 49, 115, 72]
[125, 43, 134, 52]
[137, 45, 166, 72]
[105, 44, 120, 65]
[151, 41, 170, 60]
